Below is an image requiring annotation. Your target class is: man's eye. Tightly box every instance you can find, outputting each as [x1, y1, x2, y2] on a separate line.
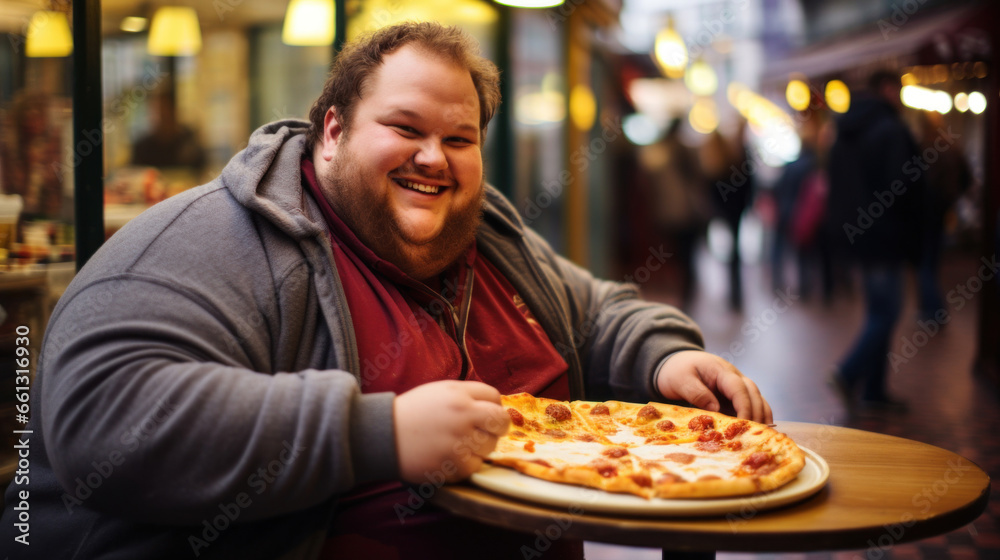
[447, 137, 474, 145]
[392, 125, 418, 135]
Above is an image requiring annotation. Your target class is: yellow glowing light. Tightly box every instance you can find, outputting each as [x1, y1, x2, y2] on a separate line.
[684, 60, 718, 96]
[515, 90, 566, 125]
[493, 0, 564, 7]
[282, 0, 335, 46]
[120, 16, 148, 33]
[25, 11, 73, 57]
[688, 98, 718, 135]
[954, 92, 970, 112]
[785, 79, 811, 111]
[148, 7, 202, 56]
[901, 72, 918, 86]
[901, 85, 953, 114]
[968, 91, 987, 115]
[654, 26, 688, 79]
[825, 80, 850, 113]
[569, 84, 596, 131]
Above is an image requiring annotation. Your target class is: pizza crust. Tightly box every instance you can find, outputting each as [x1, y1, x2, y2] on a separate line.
[488, 394, 806, 500]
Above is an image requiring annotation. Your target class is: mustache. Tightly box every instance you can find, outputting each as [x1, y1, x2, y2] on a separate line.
[390, 166, 457, 186]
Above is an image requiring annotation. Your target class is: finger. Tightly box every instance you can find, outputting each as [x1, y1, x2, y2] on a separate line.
[741, 377, 765, 423]
[676, 375, 721, 413]
[762, 399, 774, 425]
[716, 371, 754, 420]
[459, 381, 503, 403]
[470, 400, 510, 436]
[454, 454, 484, 480]
[465, 428, 500, 458]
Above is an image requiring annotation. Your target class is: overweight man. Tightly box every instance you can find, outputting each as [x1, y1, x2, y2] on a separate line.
[1, 22, 770, 559]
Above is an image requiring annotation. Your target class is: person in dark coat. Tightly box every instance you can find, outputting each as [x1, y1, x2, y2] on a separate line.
[825, 70, 925, 411]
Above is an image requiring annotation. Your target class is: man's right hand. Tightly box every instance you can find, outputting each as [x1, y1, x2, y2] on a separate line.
[393, 380, 510, 484]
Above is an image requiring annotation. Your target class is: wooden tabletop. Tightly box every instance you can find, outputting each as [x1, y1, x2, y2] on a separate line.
[431, 422, 991, 553]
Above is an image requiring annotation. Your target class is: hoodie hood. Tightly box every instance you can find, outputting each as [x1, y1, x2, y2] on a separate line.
[220, 119, 326, 242]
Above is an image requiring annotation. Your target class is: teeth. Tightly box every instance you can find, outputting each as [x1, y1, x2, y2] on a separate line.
[401, 180, 440, 194]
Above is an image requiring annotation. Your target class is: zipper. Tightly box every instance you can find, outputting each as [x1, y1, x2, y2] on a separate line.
[411, 263, 476, 379]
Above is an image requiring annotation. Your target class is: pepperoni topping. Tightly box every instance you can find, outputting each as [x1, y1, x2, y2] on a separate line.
[546, 404, 572, 422]
[523, 441, 536, 452]
[636, 404, 663, 422]
[656, 420, 675, 431]
[725, 420, 750, 440]
[665, 452, 695, 465]
[741, 452, 773, 471]
[602, 447, 629, 458]
[630, 473, 653, 488]
[688, 415, 715, 431]
[695, 441, 722, 453]
[544, 429, 567, 439]
[645, 434, 677, 444]
[592, 460, 618, 478]
[698, 430, 723, 443]
[507, 408, 525, 427]
[726, 441, 744, 451]
[575, 433, 597, 443]
[590, 404, 610, 415]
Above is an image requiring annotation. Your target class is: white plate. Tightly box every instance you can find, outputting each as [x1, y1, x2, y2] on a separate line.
[470, 447, 829, 517]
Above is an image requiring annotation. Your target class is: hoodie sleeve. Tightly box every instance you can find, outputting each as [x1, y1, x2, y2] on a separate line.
[519, 227, 706, 402]
[39, 270, 398, 526]
[37, 183, 399, 525]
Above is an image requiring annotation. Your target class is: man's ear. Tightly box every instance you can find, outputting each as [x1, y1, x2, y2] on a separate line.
[319, 107, 344, 162]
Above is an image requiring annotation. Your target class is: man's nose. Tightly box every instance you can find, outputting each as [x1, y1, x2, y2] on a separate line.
[413, 138, 448, 172]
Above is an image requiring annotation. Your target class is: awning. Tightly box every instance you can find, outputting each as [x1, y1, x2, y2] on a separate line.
[762, 4, 987, 84]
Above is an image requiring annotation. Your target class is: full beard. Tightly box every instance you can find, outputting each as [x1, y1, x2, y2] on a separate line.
[318, 151, 484, 282]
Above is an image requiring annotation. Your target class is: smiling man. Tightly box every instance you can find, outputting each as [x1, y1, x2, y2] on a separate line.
[2, 22, 771, 560]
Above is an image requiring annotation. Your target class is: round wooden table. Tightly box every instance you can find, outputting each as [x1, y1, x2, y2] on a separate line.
[431, 422, 991, 558]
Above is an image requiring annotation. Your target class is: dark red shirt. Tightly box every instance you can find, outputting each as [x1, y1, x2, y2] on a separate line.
[301, 160, 580, 558]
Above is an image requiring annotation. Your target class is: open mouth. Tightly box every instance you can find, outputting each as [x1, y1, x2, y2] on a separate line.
[394, 178, 443, 195]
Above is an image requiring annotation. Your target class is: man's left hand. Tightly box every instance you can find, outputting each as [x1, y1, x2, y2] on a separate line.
[655, 351, 773, 424]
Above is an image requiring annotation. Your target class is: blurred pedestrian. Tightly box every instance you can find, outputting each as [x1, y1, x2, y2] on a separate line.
[825, 70, 925, 412]
[702, 123, 754, 312]
[774, 112, 833, 302]
[646, 118, 711, 308]
[915, 111, 971, 321]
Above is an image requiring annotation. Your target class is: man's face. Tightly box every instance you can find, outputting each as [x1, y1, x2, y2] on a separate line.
[316, 44, 485, 281]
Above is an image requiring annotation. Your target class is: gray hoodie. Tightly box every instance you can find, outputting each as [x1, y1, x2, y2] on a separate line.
[0, 120, 704, 559]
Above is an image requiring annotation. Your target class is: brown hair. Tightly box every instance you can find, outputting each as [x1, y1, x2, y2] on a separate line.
[306, 21, 501, 151]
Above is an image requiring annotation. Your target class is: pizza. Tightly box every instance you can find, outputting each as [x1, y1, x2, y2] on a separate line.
[486, 393, 806, 500]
